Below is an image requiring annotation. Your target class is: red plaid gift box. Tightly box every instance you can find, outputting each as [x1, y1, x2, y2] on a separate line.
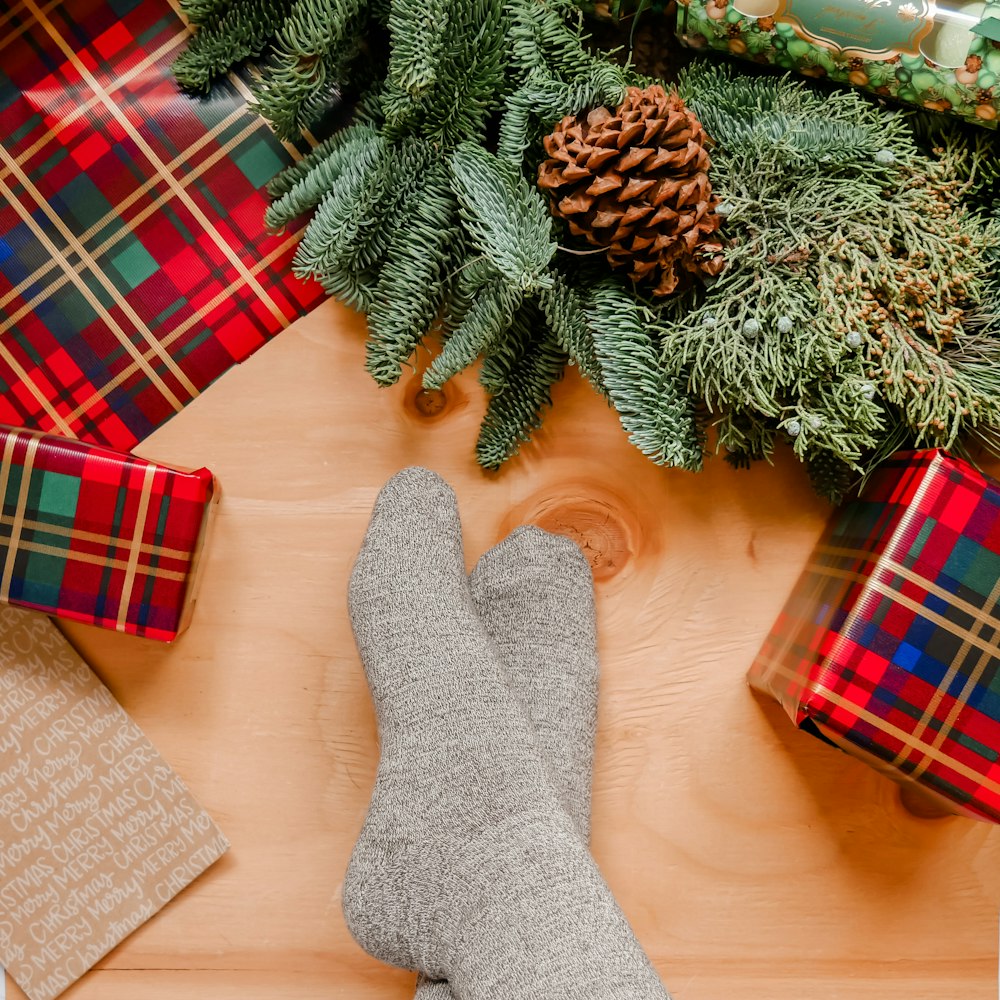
[0, 0, 324, 450]
[749, 449, 1000, 822]
[0, 424, 217, 641]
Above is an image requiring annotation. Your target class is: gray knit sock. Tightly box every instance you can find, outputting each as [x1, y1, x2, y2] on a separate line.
[414, 524, 599, 1000]
[343, 467, 671, 1000]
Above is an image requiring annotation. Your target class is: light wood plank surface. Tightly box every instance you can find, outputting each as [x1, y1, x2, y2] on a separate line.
[16, 298, 999, 999]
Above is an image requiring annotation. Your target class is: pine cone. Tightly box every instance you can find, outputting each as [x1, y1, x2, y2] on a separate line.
[537, 85, 724, 297]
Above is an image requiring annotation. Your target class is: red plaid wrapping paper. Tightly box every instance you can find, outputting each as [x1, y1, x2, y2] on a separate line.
[749, 450, 1000, 822]
[0, 0, 324, 450]
[0, 423, 217, 641]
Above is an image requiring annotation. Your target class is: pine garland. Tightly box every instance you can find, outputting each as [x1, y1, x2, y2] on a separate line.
[477, 304, 568, 470]
[175, 0, 1000, 501]
[174, 0, 295, 91]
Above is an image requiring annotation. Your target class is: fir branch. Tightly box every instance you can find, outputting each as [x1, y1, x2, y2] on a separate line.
[440, 256, 498, 336]
[267, 125, 368, 200]
[423, 278, 523, 390]
[588, 282, 702, 470]
[385, 0, 449, 98]
[253, 47, 349, 140]
[680, 62, 916, 167]
[380, 0, 507, 144]
[497, 65, 626, 163]
[477, 316, 568, 470]
[479, 298, 543, 394]
[252, 0, 367, 138]
[265, 124, 378, 228]
[507, 0, 610, 81]
[346, 139, 437, 272]
[290, 130, 387, 278]
[449, 143, 556, 292]
[537, 270, 604, 392]
[365, 163, 463, 385]
[174, 0, 294, 92]
[317, 266, 379, 312]
[179, 0, 231, 27]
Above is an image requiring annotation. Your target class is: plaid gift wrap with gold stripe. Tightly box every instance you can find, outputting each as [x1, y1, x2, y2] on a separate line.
[0, 0, 324, 449]
[0, 424, 217, 641]
[750, 450, 1000, 822]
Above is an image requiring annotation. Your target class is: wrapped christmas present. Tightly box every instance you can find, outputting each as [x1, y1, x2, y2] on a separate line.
[0, 425, 217, 641]
[677, 0, 1000, 126]
[749, 450, 1000, 821]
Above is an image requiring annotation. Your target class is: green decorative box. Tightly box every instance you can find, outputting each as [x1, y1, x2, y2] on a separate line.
[677, 0, 1000, 126]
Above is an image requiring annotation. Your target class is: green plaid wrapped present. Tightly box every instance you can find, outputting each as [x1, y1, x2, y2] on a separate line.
[0, 424, 217, 641]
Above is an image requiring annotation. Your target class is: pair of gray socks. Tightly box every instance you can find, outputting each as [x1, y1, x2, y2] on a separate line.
[344, 467, 671, 999]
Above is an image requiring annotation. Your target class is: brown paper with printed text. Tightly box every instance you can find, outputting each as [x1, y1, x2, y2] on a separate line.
[0, 606, 229, 1000]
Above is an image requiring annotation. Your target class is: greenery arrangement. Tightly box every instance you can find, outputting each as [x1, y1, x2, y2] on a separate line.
[174, 0, 1000, 501]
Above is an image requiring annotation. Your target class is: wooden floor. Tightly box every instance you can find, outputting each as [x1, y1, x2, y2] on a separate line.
[23, 298, 1000, 999]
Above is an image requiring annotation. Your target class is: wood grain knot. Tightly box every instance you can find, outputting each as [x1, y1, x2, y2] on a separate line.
[516, 492, 638, 581]
[413, 388, 447, 417]
[404, 373, 461, 422]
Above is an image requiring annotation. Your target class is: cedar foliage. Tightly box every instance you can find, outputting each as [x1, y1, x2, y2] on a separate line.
[176, 0, 1000, 500]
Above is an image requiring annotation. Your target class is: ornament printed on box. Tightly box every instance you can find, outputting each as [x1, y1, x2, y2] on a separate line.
[761, 0, 936, 60]
[679, 0, 1000, 124]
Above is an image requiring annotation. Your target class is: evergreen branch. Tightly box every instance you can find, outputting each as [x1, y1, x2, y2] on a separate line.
[252, 0, 367, 138]
[717, 407, 776, 467]
[351, 139, 437, 271]
[380, 0, 507, 144]
[783, 375, 883, 464]
[267, 124, 370, 200]
[507, 0, 610, 81]
[366, 164, 463, 385]
[476, 314, 568, 469]
[266, 124, 379, 228]
[174, 0, 294, 91]
[317, 265, 379, 312]
[537, 270, 604, 392]
[497, 65, 626, 163]
[252, 46, 349, 139]
[385, 0, 449, 98]
[449, 142, 556, 291]
[173, 3, 1000, 493]
[588, 282, 702, 470]
[423, 279, 523, 390]
[440, 257, 498, 335]
[272, 0, 364, 54]
[179, 0, 231, 27]
[656, 264, 839, 418]
[681, 63, 914, 168]
[290, 130, 387, 278]
[479, 298, 543, 394]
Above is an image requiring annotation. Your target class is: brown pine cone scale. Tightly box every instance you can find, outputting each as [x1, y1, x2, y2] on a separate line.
[538, 85, 724, 297]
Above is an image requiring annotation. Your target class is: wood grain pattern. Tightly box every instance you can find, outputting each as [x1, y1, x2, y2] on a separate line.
[17, 297, 998, 1000]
